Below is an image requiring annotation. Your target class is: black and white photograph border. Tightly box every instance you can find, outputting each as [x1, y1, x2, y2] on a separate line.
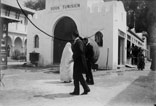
[0, 0, 156, 106]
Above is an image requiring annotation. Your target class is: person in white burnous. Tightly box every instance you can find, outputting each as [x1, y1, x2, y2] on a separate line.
[60, 42, 73, 83]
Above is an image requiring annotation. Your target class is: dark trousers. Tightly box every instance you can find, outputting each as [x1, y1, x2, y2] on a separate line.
[137, 58, 145, 70]
[73, 72, 90, 93]
[86, 61, 94, 84]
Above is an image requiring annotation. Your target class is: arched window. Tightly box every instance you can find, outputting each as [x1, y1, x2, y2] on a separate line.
[95, 31, 103, 47]
[34, 35, 39, 48]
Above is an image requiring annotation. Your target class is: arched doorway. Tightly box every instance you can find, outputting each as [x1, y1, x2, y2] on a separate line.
[14, 37, 22, 53]
[53, 16, 77, 64]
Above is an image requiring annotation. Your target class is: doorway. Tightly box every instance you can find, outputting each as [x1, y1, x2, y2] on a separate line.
[53, 16, 77, 64]
[118, 36, 125, 65]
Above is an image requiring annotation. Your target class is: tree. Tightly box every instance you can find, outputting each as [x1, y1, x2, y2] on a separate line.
[24, 0, 45, 10]
[118, 0, 156, 71]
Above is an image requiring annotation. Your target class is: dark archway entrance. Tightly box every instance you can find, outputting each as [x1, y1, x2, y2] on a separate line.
[53, 17, 77, 64]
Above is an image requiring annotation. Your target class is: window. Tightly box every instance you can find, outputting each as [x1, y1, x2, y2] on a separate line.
[34, 35, 39, 48]
[95, 31, 103, 47]
[15, 12, 20, 19]
[5, 9, 10, 16]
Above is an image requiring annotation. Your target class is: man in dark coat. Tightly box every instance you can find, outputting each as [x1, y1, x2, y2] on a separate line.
[70, 31, 90, 95]
[83, 38, 94, 85]
[137, 49, 145, 70]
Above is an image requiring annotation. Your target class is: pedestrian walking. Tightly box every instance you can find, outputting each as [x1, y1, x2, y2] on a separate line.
[83, 38, 94, 85]
[137, 49, 145, 70]
[60, 42, 73, 83]
[7, 45, 10, 57]
[70, 30, 90, 95]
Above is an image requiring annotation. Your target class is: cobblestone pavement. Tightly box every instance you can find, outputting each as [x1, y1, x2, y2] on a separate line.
[0, 62, 155, 106]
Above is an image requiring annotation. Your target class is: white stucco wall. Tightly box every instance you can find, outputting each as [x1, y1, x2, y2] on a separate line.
[113, 1, 127, 68]
[27, 5, 83, 66]
[90, 2, 114, 69]
[94, 1, 127, 69]
[27, 0, 127, 69]
[27, 10, 53, 66]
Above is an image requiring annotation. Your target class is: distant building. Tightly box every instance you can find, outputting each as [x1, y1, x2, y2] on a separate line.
[1, 0, 35, 62]
[126, 29, 148, 65]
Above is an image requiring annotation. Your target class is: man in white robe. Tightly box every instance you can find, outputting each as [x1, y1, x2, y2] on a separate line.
[60, 42, 73, 83]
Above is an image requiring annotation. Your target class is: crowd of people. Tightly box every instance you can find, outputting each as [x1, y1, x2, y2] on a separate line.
[131, 46, 145, 70]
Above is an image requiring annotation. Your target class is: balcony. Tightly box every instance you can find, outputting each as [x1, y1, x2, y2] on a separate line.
[8, 23, 27, 34]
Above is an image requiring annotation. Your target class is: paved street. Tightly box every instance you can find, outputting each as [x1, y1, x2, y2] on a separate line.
[0, 62, 155, 106]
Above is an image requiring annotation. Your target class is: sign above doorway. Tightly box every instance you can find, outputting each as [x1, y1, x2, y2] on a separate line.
[50, 3, 81, 11]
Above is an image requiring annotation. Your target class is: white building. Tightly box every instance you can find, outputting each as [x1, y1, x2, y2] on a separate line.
[27, 0, 127, 69]
[1, 0, 35, 61]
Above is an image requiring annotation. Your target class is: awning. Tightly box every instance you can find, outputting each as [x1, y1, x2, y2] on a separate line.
[1, 15, 20, 23]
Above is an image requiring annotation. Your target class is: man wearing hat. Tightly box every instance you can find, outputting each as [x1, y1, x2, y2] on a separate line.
[70, 30, 90, 95]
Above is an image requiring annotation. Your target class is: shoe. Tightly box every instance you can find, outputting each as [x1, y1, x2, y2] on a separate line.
[64, 81, 72, 83]
[69, 92, 79, 95]
[81, 89, 90, 95]
[87, 82, 94, 85]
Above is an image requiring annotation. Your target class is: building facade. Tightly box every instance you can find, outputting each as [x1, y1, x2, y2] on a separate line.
[1, 0, 34, 62]
[126, 29, 148, 65]
[27, 0, 129, 69]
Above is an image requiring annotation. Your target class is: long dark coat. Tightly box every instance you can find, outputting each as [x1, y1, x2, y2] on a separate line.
[72, 38, 88, 75]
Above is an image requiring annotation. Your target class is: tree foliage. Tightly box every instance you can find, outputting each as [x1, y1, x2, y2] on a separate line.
[24, 0, 45, 10]
[118, 0, 156, 70]
[119, 0, 156, 35]
[118, 0, 147, 32]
